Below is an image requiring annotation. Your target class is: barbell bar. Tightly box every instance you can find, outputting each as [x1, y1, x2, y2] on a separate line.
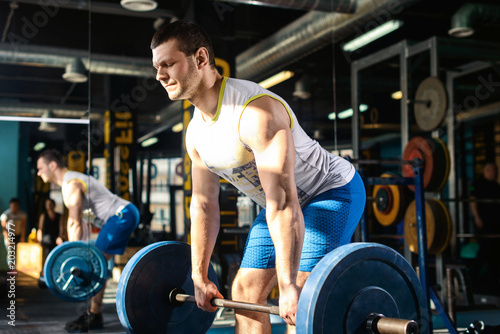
[169, 288, 419, 334]
[116, 241, 429, 334]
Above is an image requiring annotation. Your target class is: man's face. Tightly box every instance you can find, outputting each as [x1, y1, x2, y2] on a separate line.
[37, 158, 53, 183]
[9, 202, 19, 214]
[484, 163, 498, 181]
[152, 39, 199, 101]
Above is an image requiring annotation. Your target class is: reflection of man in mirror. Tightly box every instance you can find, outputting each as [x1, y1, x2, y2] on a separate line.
[36, 149, 140, 332]
[37, 197, 65, 266]
[1, 197, 27, 245]
[470, 161, 500, 293]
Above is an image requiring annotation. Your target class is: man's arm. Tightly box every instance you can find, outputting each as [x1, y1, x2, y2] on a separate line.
[470, 196, 483, 230]
[65, 180, 85, 241]
[37, 214, 45, 243]
[239, 96, 304, 326]
[1, 217, 8, 243]
[186, 128, 224, 312]
[20, 214, 27, 242]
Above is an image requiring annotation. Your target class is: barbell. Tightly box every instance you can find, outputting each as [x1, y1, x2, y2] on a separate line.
[42, 241, 428, 333]
[43, 241, 108, 302]
[116, 241, 428, 334]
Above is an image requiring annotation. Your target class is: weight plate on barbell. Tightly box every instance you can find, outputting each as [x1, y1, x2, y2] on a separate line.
[116, 241, 219, 334]
[43, 241, 108, 302]
[296, 242, 428, 334]
[414, 77, 447, 132]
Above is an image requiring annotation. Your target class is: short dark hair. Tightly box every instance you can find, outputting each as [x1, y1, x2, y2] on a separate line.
[9, 198, 20, 204]
[38, 149, 66, 168]
[151, 20, 216, 68]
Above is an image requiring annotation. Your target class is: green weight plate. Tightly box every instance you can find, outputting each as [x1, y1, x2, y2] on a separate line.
[43, 241, 108, 302]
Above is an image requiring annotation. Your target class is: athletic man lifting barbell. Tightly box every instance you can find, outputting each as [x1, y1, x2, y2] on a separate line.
[150, 20, 366, 333]
[36, 149, 140, 333]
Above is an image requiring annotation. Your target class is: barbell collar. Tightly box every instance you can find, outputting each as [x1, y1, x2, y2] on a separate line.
[366, 313, 419, 334]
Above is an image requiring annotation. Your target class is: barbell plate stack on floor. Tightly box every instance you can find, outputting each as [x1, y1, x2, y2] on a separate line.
[43, 241, 108, 302]
[116, 241, 219, 334]
[296, 242, 428, 334]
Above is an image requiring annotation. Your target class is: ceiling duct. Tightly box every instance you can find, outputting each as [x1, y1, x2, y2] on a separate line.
[0, 43, 155, 77]
[236, 0, 420, 81]
[448, 3, 500, 38]
[217, 0, 356, 13]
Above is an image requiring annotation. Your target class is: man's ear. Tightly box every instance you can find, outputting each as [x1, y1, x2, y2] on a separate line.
[195, 47, 210, 68]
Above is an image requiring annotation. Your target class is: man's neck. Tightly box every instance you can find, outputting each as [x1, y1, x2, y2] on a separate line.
[54, 167, 68, 187]
[189, 72, 224, 121]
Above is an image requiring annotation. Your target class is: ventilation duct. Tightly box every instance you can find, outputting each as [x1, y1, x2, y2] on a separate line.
[236, 0, 420, 81]
[448, 3, 500, 38]
[218, 0, 356, 13]
[0, 43, 155, 77]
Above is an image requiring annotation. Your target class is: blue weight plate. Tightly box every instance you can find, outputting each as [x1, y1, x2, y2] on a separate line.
[296, 242, 429, 334]
[117, 241, 219, 334]
[43, 241, 108, 302]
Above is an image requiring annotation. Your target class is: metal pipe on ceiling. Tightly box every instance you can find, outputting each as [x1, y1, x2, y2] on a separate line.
[0, 42, 155, 77]
[217, 0, 356, 13]
[448, 3, 500, 38]
[235, 0, 420, 81]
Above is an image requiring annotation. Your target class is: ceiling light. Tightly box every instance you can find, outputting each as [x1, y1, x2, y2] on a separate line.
[293, 74, 311, 99]
[62, 58, 88, 83]
[391, 91, 403, 100]
[33, 142, 46, 151]
[342, 20, 403, 52]
[141, 137, 158, 147]
[121, 0, 158, 12]
[258, 71, 294, 89]
[328, 104, 368, 120]
[39, 110, 57, 132]
[172, 122, 184, 133]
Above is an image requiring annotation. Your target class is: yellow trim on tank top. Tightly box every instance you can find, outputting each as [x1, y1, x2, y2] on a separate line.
[68, 178, 88, 195]
[211, 76, 229, 122]
[237, 93, 294, 144]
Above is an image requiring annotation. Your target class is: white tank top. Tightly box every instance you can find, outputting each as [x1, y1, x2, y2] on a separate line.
[62, 171, 130, 224]
[187, 77, 355, 208]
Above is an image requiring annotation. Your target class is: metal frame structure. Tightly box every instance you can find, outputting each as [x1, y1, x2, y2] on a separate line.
[350, 36, 500, 333]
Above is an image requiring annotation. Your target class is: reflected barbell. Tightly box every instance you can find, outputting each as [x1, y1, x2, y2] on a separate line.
[116, 241, 429, 334]
[43, 241, 108, 302]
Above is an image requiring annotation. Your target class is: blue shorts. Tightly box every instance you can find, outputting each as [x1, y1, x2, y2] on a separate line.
[240, 171, 366, 272]
[95, 203, 140, 255]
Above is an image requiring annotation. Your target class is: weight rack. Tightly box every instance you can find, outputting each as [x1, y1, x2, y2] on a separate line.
[356, 158, 458, 334]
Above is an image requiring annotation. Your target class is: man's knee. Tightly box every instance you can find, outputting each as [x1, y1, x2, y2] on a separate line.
[231, 269, 274, 304]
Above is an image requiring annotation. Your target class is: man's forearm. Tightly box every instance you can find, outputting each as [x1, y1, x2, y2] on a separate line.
[190, 200, 220, 282]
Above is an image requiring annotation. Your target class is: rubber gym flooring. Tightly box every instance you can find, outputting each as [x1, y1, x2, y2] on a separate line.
[1, 271, 500, 333]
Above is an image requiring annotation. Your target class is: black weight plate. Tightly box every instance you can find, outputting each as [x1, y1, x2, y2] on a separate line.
[296, 242, 428, 333]
[43, 241, 108, 302]
[116, 241, 219, 334]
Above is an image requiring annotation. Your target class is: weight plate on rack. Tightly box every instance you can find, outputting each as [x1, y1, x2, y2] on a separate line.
[414, 77, 447, 132]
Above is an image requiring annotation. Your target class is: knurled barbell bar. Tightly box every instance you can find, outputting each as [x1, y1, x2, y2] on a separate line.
[116, 241, 429, 334]
[168, 288, 419, 334]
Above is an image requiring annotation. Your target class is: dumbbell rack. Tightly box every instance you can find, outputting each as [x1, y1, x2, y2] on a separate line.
[359, 159, 458, 334]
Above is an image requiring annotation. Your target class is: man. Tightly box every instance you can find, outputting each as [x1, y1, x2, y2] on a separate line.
[470, 161, 500, 293]
[36, 149, 140, 333]
[1, 198, 27, 245]
[151, 20, 366, 333]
